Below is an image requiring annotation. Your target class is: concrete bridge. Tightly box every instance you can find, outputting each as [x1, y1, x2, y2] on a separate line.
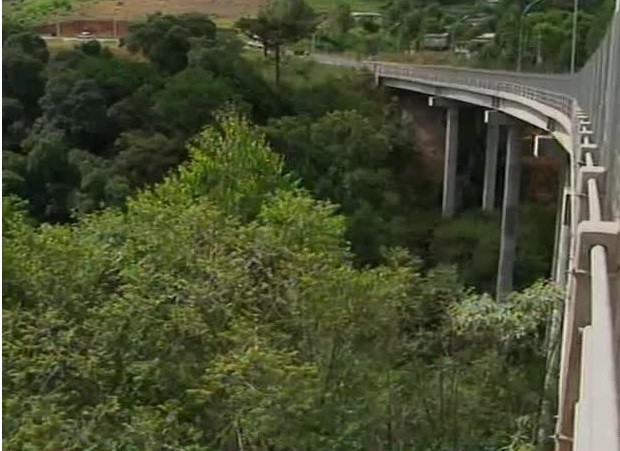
[318, 4, 619, 450]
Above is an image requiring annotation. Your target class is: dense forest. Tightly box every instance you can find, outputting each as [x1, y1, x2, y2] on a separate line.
[2, 0, 580, 448]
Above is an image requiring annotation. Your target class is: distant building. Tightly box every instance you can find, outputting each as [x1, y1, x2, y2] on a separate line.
[351, 12, 382, 19]
[422, 33, 450, 51]
[465, 14, 492, 28]
[469, 32, 496, 47]
[351, 12, 383, 27]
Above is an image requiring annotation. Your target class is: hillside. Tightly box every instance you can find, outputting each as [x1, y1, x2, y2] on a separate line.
[64, 0, 382, 22]
[66, 0, 269, 21]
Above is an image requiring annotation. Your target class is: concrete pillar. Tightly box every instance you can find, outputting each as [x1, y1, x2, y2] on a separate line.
[496, 122, 523, 301]
[551, 153, 570, 285]
[429, 97, 463, 218]
[482, 123, 500, 211]
[555, 204, 570, 286]
[443, 107, 459, 218]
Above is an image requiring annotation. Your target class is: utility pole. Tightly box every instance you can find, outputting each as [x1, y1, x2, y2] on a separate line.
[570, 0, 579, 73]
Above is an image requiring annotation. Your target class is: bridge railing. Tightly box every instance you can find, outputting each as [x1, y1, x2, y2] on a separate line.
[557, 7, 620, 451]
[373, 63, 574, 117]
[368, 8, 620, 448]
[567, 131, 620, 450]
[574, 11, 620, 217]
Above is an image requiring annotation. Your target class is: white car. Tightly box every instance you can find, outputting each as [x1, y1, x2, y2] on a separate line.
[77, 31, 93, 39]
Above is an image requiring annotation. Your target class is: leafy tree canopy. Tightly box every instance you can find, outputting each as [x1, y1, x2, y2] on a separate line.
[123, 12, 217, 74]
[237, 0, 317, 84]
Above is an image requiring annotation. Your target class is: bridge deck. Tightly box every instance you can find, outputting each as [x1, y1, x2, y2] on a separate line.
[318, 9, 620, 451]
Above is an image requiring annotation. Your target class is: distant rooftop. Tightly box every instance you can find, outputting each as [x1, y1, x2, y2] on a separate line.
[351, 12, 382, 18]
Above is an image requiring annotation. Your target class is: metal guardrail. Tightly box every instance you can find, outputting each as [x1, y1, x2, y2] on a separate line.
[365, 8, 620, 449]
[373, 63, 575, 118]
[568, 118, 620, 451]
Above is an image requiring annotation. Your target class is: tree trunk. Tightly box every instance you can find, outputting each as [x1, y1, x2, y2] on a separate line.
[536, 299, 563, 450]
[275, 44, 281, 86]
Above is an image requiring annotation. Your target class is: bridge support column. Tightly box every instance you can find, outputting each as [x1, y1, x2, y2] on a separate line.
[430, 97, 462, 218]
[555, 190, 570, 286]
[483, 123, 500, 211]
[496, 120, 524, 301]
[546, 141, 571, 286]
[483, 110, 512, 211]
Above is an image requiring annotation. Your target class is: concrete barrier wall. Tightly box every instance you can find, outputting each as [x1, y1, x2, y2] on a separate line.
[36, 20, 130, 38]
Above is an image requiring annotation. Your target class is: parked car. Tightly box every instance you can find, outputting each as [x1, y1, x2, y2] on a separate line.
[77, 31, 93, 39]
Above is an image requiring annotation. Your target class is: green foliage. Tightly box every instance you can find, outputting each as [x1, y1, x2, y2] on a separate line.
[37, 77, 111, 151]
[175, 114, 294, 219]
[188, 35, 285, 122]
[2, 32, 48, 110]
[114, 131, 182, 187]
[3, 30, 49, 62]
[4, 130, 80, 222]
[3, 96, 30, 150]
[431, 212, 500, 293]
[124, 12, 217, 74]
[278, 60, 381, 117]
[329, 1, 354, 34]
[431, 204, 557, 293]
[4, 116, 558, 450]
[264, 110, 417, 264]
[79, 38, 102, 56]
[316, 0, 612, 70]
[451, 280, 562, 346]
[1, 18, 288, 222]
[237, 0, 317, 84]
[3, 0, 82, 24]
[152, 68, 235, 135]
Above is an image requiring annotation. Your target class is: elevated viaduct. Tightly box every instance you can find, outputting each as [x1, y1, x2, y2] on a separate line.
[318, 4, 619, 449]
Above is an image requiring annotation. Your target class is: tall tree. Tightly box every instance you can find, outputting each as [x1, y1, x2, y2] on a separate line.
[123, 13, 216, 74]
[330, 1, 354, 34]
[2, 32, 48, 111]
[237, 0, 317, 85]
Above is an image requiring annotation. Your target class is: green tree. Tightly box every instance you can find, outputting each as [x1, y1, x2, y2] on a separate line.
[3, 97, 30, 150]
[2, 46, 46, 111]
[152, 68, 234, 137]
[264, 110, 415, 264]
[431, 204, 556, 293]
[69, 149, 132, 214]
[4, 115, 560, 450]
[188, 35, 285, 122]
[124, 12, 217, 74]
[330, 1, 354, 34]
[4, 129, 80, 222]
[79, 38, 102, 56]
[114, 130, 183, 187]
[237, 0, 317, 85]
[37, 76, 112, 152]
[3, 30, 49, 63]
